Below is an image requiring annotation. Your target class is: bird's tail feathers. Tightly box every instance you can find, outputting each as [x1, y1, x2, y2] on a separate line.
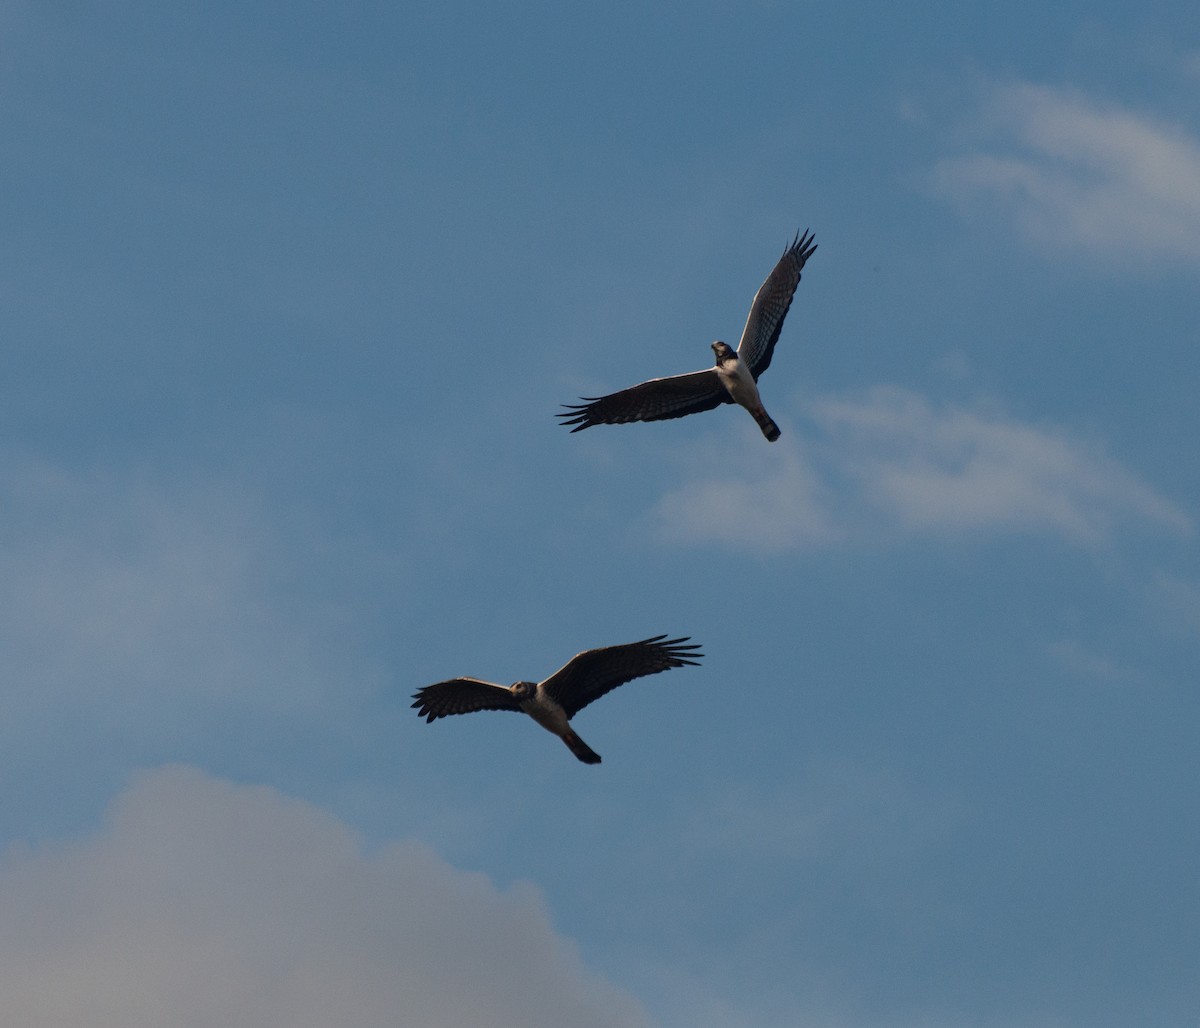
[563, 729, 602, 765]
[752, 406, 781, 442]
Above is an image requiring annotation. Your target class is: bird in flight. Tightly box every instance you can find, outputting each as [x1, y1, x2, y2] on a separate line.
[558, 230, 817, 441]
[411, 635, 703, 764]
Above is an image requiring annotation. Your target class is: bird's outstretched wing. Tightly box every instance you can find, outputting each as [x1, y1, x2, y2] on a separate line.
[737, 229, 817, 380]
[541, 635, 703, 718]
[557, 369, 727, 432]
[411, 677, 521, 722]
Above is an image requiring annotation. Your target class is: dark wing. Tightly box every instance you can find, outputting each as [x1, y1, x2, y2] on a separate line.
[411, 677, 521, 723]
[540, 635, 703, 718]
[736, 229, 817, 380]
[557, 369, 728, 432]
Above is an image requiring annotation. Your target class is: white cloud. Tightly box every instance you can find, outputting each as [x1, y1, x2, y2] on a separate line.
[813, 386, 1190, 541]
[0, 766, 648, 1028]
[933, 82, 1200, 262]
[653, 386, 1189, 551]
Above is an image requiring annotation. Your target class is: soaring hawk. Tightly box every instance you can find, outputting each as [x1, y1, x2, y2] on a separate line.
[558, 230, 817, 441]
[412, 635, 703, 764]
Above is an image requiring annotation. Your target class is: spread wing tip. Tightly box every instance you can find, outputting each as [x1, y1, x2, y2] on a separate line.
[786, 228, 817, 265]
[410, 695, 440, 723]
[557, 400, 603, 431]
[639, 633, 705, 665]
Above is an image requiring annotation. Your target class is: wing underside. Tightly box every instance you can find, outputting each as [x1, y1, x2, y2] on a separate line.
[737, 229, 817, 379]
[541, 635, 703, 718]
[557, 369, 727, 432]
[411, 677, 521, 722]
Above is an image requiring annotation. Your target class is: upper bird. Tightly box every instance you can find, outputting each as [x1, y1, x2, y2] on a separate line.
[411, 635, 703, 764]
[558, 230, 817, 442]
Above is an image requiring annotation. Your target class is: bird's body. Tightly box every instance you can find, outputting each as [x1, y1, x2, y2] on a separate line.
[712, 341, 780, 441]
[514, 683, 570, 735]
[411, 635, 703, 764]
[558, 230, 816, 441]
[509, 680, 602, 763]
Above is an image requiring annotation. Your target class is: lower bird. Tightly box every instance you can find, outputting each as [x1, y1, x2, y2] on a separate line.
[412, 635, 703, 764]
[558, 230, 817, 441]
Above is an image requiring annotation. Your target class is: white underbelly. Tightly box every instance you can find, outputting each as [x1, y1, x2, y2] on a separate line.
[520, 695, 570, 735]
[717, 362, 761, 408]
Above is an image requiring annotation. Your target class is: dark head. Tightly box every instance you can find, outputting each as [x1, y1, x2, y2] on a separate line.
[711, 340, 737, 364]
[510, 680, 536, 700]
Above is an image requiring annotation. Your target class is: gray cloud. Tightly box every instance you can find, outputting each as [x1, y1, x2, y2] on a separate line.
[0, 766, 648, 1028]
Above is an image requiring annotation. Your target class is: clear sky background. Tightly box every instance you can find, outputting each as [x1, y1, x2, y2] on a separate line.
[2, 2, 1198, 1026]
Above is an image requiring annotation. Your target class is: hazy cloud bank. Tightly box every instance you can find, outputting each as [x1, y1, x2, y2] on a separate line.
[0, 766, 648, 1028]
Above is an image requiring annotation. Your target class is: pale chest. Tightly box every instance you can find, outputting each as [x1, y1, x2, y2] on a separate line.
[519, 689, 571, 733]
[715, 357, 760, 406]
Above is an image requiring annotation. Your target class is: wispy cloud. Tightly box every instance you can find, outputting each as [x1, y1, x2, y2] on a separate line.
[653, 386, 1190, 552]
[1147, 571, 1200, 636]
[674, 759, 958, 872]
[812, 386, 1190, 541]
[653, 437, 843, 550]
[0, 453, 374, 780]
[2, 464, 267, 700]
[1047, 637, 1150, 687]
[933, 81, 1200, 262]
[0, 766, 648, 1028]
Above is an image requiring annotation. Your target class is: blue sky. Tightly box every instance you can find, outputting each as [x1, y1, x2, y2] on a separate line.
[2, 2, 1198, 1025]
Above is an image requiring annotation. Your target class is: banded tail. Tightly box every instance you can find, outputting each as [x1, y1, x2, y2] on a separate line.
[562, 729, 602, 765]
[751, 405, 781, 442]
